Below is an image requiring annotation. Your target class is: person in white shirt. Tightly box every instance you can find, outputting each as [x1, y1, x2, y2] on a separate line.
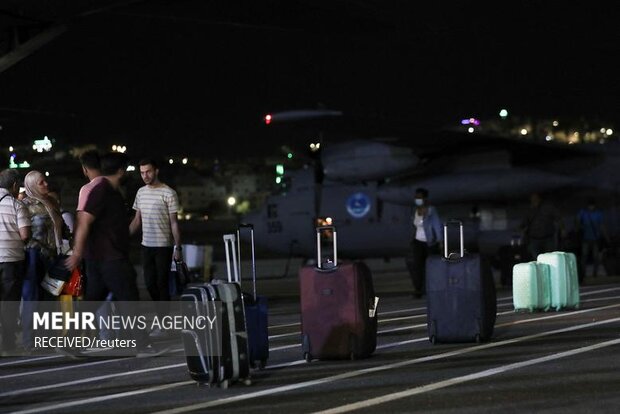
[130, 159, 182, 332]
[0, 169, 31, 354]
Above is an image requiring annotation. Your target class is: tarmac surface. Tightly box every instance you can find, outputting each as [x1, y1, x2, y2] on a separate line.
[1, 267, 619, 414]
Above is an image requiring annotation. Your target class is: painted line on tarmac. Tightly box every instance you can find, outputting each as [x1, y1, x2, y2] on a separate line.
[0, 354, 61, 368]
[0, 362, 188, 399]
[9, 380, 196, 414]
[0, 358, 127, 380]
[13, 305, 620, 413]
[266, 294, 517, 331]
[0, 349, 186, 381]
[580, 286, 620, 296]
[495, 302, 620, 328]
[149, 315, 620, 414]
[583, 295, 620, 304]
[314, 337, 620, 414]
[269, 302, 518, 340]
[5, 293, 619, 381]
[14, 297, 608, 381]
[272, 301, 620, 360]
[267, 338, 430, 370]
[3, 287, 613, 368]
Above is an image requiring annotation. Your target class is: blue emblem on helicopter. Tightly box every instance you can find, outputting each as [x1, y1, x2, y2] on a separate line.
[346, 192, 371, 219]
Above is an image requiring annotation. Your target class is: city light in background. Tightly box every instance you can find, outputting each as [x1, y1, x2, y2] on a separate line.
[32, 136, 52, 153]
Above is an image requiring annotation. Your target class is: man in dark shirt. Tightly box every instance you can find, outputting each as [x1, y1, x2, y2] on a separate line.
[66, 153, 164, 356]
[520, 192, 562, 259]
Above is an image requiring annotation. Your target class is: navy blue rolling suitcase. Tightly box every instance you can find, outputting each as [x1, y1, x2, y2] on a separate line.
[234, 225, 269, 369]
[425, 220, 496, 344]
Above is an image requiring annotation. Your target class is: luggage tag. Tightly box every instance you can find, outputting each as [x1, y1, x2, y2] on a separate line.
[369, 296, 379, 318]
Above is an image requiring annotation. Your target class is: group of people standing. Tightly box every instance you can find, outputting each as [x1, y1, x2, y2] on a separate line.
[0, 150, 182, 356]
[405, 189, 613, 298]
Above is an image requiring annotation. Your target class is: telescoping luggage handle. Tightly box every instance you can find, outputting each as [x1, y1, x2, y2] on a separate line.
[223, 233, 240, 284]
[443, 219, 464, 259]
[316, 225, 337, 270]
[237, 223, 257, 301]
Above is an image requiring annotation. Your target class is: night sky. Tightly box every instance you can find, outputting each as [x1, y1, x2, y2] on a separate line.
[0, 1, 618, 158]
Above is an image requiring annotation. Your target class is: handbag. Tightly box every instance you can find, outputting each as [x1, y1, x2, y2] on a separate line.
[169, 259, 190, 296]
[41, 274, 65, 296]
[47, 254, 72, 282]
[62, 268, 84, 297]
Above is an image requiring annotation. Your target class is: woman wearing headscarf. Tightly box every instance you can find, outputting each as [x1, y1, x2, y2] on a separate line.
[20, 170, 67, 351]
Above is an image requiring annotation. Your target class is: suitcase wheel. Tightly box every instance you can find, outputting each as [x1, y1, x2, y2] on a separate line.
[219, 379, 229, 389]
[304, 352, 312, 363]
[429, 335, 437, 345]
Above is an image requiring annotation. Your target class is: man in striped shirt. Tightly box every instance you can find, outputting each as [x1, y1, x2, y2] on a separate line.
[0, 169, 31, 354]
[130, 159, 182, 328]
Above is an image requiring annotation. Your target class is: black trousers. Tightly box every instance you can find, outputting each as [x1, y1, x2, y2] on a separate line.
[0, 261, 25, 351]
[142, 246, 173, 319]
[83, 258, 147, 345]
[407, 240, 439, 295]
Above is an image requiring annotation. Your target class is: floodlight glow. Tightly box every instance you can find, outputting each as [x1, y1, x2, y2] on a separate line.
[265, 114, 272, 125]
[545, 135, 553, 141]
[499, 109, 508, 118]
[227, 196, 237, 206]
[112, 145, 117, 151]
[287, 153, 293, 159]
[600, 128, 606, 134]
[182, 158, 188, 165]
[126, 165, 136, 172]
[275, 176, 282, 184]
[45, 171, 50, 177]
[552, 121, 559, 127]
[169, 159, 174, 164]
[606, 129, 613, 136]
[326, 217, 333, 225]
[276, 164, 284, 175]
[520, 129, 528, 135]
[468, 127, 474, 133]
[8, 146, 13, 152]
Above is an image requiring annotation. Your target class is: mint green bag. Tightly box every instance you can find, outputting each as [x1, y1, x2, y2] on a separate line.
[512, 261, 551, 312]
[537, 252, 580, 310]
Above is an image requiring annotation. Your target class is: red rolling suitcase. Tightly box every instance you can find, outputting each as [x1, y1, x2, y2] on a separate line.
[299, 226, 378, 362]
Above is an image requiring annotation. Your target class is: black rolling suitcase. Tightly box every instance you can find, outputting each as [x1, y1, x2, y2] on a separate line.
[180, 234, 251, 388]
[426, 220, 496, 344]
